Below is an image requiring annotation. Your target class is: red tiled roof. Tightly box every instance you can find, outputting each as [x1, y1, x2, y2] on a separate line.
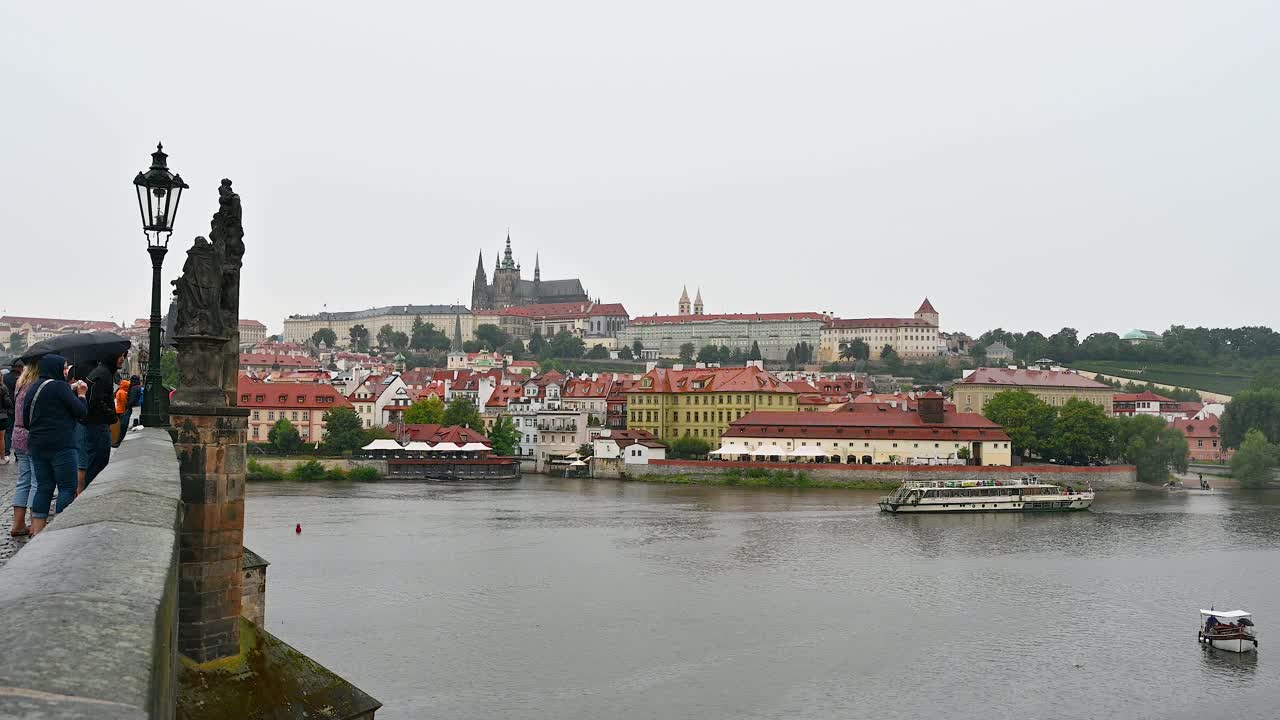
[501, 302, 628, 320]
[784, 380, 820, 394]
[828, 317, 932, 329]
[628, 366, 794, 394]
[1114, 391, 1175, 403]
[237, 376, 352, 409]
[239, 353, 322, 369]
[239, 319, 267, 329]
[598, 429, 667, 450]
[486, 384, 527, 407]
[916, 298, 937, 314]
[388, 424, 491, 447]
[0, 316, 119, 331]
[631, 312, 827, 325]
[958, 368, 1113, 390]
[724, 408, 1010, 442]
[563, 377, 616, 398]
[1171, 415, 1221, 439]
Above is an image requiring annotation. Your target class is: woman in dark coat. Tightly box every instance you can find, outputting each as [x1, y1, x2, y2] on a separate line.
[25, 354, 87, 535]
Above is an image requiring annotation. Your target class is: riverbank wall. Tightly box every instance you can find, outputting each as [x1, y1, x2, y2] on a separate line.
[634, 460, 1139, 489]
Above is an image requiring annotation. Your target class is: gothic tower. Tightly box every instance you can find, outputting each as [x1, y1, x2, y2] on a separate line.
[678, 286, 691, 316]
[914, 298, 939, 327]
[693, 288, 704, 316]
[493, 232, 521, 308]
[471, 251, 490, 311]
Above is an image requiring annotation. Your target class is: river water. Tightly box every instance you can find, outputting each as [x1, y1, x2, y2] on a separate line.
[245, 478, 1280, 720]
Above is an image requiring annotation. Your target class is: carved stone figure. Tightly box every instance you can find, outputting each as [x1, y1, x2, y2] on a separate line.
[171, 236, 224, 338]
[171, 179, 244, 409]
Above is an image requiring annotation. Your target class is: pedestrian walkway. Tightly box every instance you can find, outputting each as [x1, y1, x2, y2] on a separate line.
[0, 462, 29, 567]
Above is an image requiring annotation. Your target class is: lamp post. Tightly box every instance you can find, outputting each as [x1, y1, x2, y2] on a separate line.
[134, 143, 188, 427]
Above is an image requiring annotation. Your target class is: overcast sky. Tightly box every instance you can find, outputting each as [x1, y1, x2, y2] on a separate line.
[3, 1, 1277, 338]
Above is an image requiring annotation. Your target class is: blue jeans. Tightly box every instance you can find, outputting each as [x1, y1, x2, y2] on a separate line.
[75, 424, 89, 470]
[13, 452, 33, 508]
[29, 447, 79, 519]
[83, 424, 111, 488]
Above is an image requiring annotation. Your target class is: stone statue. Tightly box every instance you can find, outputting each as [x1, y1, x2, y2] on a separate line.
[171, 236, 224, 338]
[211, 179, 245, 404]
[171, 179, 244, 409]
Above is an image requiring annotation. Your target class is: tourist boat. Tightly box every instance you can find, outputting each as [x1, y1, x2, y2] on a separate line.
[877, 476, 1094, 514]
[1199, 609, 1258, 653]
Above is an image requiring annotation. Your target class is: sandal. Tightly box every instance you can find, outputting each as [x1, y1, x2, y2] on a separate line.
[9, 527, 30, 537]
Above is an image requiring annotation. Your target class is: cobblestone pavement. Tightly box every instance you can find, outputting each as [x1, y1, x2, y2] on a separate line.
[0, 459, 29, 567]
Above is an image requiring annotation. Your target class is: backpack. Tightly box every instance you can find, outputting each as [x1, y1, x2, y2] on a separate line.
[0, 382, 11, 418]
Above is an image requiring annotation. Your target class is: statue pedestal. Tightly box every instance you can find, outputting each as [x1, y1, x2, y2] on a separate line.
[172, 334, 230, 410]
[171, 405, 250, 664]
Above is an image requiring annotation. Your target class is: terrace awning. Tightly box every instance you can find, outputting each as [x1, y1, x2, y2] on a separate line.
[432, 442, 464, 452]
[458, 442, 491, 452]
[750, 445, 788, 457]
[361, 439, 403, 451]
[404, 441, 436, 452]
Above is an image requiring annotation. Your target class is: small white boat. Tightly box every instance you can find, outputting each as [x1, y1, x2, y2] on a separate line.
[1199, 609, 1258, 653]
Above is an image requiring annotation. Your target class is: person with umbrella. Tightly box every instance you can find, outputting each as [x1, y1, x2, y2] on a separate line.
[25, 354, 88, 535]
[79, 352, 124, 492]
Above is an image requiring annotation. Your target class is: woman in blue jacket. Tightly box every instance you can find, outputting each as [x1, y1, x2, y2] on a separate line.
[25, 354, 88, 535]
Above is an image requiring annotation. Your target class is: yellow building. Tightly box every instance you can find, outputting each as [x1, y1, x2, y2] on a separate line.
[954, 367, 1115, 415]
[721, 396, 1013, 466]
[625, 366, 797, 443]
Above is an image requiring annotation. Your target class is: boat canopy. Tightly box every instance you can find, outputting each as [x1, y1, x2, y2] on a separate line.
[361, 439, 403, 451]
[1201, 609, 1252, 619]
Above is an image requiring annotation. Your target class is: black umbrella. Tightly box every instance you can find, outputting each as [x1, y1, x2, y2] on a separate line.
[21, 331, 132, 365]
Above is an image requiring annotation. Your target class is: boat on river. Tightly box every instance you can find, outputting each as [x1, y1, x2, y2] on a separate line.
[878, 476, 1094, 514]
[1199, 609, 1258, 653]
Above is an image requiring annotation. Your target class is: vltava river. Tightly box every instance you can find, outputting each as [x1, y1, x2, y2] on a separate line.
[245, 478, 1280, 720]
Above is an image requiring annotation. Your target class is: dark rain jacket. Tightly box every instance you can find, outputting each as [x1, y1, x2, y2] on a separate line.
[24, 354, 88, 453]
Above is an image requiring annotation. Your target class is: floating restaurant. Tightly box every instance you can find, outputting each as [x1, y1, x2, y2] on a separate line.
[358, 424, 521, 481]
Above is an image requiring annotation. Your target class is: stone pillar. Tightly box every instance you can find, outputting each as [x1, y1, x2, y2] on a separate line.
[172, 407, 250, 664]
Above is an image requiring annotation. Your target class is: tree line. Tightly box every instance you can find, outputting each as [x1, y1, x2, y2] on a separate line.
[974, 325, 1280, 367]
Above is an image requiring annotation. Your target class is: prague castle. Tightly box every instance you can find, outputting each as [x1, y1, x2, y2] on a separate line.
[471, 233, 589, 311]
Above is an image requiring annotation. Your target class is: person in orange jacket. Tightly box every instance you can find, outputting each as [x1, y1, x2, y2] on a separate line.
[112, 378, 131, 448]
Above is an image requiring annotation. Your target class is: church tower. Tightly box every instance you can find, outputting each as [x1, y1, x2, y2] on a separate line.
[533, 253, 541, 297]
[914, 298, 939, 327]
[693, 288, 704, 316]
[678, 286, 691, 316]
[471, 251, 490, 311]
[452, 314, 464, 351]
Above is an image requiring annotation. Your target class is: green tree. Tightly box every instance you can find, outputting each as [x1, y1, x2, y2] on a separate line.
[310, 328, 337, 348]
[1251, 358, 1280, 390]
[160, 351, 179, 389]
[403, 395, 446, 425]
[748, 341, 762, 361]
[840, 340, 870, 361]
[1114, 415, 1189, 483]
[268, 417, 302, 453]
[390, 330, 409, 351]
[8, 332, 26, 354]
[410, 319, 450, 351]
[1231, 429, 1279, 488]
[587, 344, 610, 359]
[1221, 388, 1280, 448]
[668, 435, 712, 459]
[375, 324, 397, 349]
[322, 407, 367, 454]
[619, 346, 634, 360]
[349, 324, 370, 353]
[576, 443, 594, 458]
[1048, 398, 1113, 465]
[363, 426, 395, 443]
[529, 330, 546, 355]
[678, 342, 696, 363]
[474, 324, 511, 351]
[547, 330, 585, 359]
[697, 344, 720, 364]
[632, 339, 644, 358]
[488, 415, 521, 456]
[443, 397, 484, 429]
[983, 390, 1057, 459]
[785, 348, 797, 369]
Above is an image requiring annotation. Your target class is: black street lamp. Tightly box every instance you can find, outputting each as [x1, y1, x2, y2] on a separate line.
[134, 143, 188, 427]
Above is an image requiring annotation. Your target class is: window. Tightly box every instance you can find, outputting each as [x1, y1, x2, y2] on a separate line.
[255, 395, 265, 402]
[268, 411, 275, 420]
[252, 411, 260, 420]
[252, 426, 260, 439]
[303, 411, 310, 420]
[240, 394, 250, 403]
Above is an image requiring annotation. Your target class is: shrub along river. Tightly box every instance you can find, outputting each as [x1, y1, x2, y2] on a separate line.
[245, 477, 1280, 720]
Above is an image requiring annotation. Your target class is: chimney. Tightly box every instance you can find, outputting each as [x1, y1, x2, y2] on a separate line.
[919, 395, 945, 424]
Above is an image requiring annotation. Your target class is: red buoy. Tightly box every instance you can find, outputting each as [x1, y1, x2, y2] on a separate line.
[295, 523, 302, 534]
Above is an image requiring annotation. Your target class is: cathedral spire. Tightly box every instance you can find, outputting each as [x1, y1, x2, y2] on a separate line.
[474, 251, 486, 281]
[678, 286, 691, 316]
[502, 231, 515, 269]
[534, 253, 541, 282]
[694, 288, 703, 316]
[452, 314, 464, 351]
